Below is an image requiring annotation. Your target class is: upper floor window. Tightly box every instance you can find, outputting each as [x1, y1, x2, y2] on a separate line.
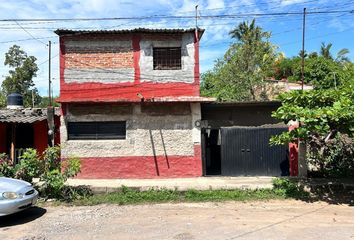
[153, 47, 182, 70]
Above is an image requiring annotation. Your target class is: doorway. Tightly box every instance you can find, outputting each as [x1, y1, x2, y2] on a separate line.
[202, 128, 221, 175]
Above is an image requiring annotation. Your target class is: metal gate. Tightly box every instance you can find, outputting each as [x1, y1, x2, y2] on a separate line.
[220, 127, 289, 176]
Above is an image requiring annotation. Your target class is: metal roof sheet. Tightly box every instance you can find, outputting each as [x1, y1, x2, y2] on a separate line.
[0, 108, 60, 124]
[54, 28, 205, 39]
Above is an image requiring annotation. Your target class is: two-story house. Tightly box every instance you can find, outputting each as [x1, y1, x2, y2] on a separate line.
[55, 28, 213, 179]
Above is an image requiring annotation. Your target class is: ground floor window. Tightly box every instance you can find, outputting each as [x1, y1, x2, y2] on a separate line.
[68, 121, 126, 140]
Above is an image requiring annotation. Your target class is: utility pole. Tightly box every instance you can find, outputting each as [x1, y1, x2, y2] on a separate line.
[195, 5, 198, 30]
[31, 89, 34, 108]
[301, 8, 306, 90]
[48, 40, 52, 106]
[47, 40, 54, 147]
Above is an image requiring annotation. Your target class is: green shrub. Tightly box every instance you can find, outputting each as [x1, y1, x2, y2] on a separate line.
[308, 133, 354, 177]
[15, 149, 42, 183]
[0, 153, 15, 178]
[0, 146, 82, 201]
[41, 169, 65, 198]
[43, 145, 61, 171]
[61, 185, 93, 202]
[272, 178, 309, 199]
[39, 146, 81, 199]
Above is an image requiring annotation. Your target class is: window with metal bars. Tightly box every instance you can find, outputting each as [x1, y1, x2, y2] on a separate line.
[67, 121, 126, 140]
[153, 47, 182, 70]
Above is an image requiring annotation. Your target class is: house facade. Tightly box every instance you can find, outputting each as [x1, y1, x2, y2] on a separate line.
[55, 28, 212, 179]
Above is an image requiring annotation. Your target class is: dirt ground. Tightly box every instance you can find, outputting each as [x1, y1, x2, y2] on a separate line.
[1, 200, 354, 240]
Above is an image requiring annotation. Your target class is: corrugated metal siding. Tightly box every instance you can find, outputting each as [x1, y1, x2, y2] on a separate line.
[221, 127, 289, 176]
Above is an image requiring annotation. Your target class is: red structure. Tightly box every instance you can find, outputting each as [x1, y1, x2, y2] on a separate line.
[56, 28, 212, 179]
[0, 108, 60, 162]
[288, 121, 299, 176]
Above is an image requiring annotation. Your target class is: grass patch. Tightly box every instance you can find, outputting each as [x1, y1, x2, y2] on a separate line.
[69, 186, 288, 206]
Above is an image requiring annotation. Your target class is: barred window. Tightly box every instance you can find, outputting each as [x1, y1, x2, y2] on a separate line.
[153, 47, 182, 70]
[68, 121, 126, 140]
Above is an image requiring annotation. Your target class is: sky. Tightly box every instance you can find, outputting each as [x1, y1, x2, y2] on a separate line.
[0, 0, 353, 97]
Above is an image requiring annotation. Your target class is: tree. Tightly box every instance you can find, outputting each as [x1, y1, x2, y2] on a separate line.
[38, 96, 59, 108]
[0, 92, 5, 108]
[201, 19, 278, 101]
[270, 79, 354, 145]
[320, 42, 333, 59]
[2, 45, 40, 107]
[270, 79, 354, 175]
[273, 48, 352, 89]
[320, 42, 350, 64]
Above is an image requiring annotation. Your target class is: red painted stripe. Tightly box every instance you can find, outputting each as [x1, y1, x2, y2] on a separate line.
[58, 82, 200, 102]
[72, 145, 202, 179]
[132, 35, 141, 84]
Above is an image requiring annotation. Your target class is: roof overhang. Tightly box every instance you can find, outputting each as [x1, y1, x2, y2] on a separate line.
[202, 101, 281, 107]
[57, 96, 215, 103]
[54, 28, 205, 40]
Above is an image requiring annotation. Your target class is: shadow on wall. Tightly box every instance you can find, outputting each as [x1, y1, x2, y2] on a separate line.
[149, 129, 160, 176]
[149, 129, 173, 176]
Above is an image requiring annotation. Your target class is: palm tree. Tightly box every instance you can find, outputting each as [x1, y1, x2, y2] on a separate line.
[320, 42, 333, 59]
[335, 48, 350, 64]
[320, 42, 350, 64]
[229, 19, 270, 44]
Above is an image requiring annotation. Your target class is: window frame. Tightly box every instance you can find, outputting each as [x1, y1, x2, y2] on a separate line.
[153, 47, 182, 70]
[67, 121, 126, 140]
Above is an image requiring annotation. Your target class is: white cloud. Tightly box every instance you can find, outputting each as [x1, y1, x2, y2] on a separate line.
[0, 0, 352, 95]
[207, 0, 224, 9]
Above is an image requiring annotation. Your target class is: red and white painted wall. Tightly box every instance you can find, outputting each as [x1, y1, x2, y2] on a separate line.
[56, 29, 209, 179]
[56, 29, 204, 103]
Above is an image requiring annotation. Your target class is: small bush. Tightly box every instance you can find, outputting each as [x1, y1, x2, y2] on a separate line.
[308, 133, 354, 177]
[41, 169, 65, 198]
[272, 178, 310, 199]
[61, 185, 93, 202]
[1, 146, 82, 201]
[43, 146, 61, 171]
[0, 153, 15, 178]
[15, 149, 42, 183]
[39, 147, 81, 199]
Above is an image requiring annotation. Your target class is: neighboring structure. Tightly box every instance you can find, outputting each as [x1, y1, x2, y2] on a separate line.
[0, 108, 60, 163]
[201, 102, 291, 177]
[55, 28, 213, 179]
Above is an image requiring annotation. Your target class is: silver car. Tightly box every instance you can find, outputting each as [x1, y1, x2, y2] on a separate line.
[0, 177, 39, 216]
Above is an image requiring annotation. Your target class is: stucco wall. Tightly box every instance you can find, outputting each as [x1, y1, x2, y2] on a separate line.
[60, 103, 201, 158]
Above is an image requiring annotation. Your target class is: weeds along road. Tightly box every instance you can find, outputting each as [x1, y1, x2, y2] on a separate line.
[1, 200, 354, 240]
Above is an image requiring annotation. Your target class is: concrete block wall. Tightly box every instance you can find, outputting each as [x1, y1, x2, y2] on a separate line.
[139, 33, 195, 83]
[62, 32, 196, 84]
[60, 102, 202, 178]
[59, 32, 201, 102]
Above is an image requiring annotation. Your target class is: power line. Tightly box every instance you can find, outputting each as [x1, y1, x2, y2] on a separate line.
[14, 21, 48, 45]
[0, 10, 351, 22]
[0, 36, 55, 44]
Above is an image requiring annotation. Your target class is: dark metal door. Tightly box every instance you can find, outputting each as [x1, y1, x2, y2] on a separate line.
[220, 127, 289, 176]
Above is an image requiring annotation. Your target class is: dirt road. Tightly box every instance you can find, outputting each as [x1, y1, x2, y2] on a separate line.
[1, 200, 354, 240]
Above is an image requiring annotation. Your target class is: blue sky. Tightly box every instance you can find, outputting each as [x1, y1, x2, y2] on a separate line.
[0, 0, 353, 96]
